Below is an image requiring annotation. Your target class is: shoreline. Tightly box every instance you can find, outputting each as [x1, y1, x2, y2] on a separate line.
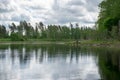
[0, 41, 67, 45]
[0, 40, 120, 48]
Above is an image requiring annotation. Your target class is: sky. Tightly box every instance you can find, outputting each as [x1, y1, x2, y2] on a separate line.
[0, 0, 102, 27]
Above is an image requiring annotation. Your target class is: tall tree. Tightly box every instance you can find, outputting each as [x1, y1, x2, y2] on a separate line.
[0, 25, 7, 38]
[98, 0, 120, 31]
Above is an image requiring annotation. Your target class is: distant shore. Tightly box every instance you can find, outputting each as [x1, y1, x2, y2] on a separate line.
[0, 41, 66, 45]
[0, 39, 120, 48]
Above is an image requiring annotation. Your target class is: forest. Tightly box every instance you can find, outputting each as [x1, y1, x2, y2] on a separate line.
[0, 21, 108, 41]
[0, 0, 120, 42]
[0, 20, 117, 42]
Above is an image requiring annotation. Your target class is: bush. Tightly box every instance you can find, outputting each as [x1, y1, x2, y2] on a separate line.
[103, 17, 119, 31]
[10, 32, 27, 41]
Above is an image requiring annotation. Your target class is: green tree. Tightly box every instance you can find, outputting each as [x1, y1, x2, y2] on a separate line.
[10, 32, 25, 41]
[98, 0, 120, 31]
[0, 25, 8, 38]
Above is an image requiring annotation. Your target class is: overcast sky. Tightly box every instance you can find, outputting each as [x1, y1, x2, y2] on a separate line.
[0, 0, 102, 26]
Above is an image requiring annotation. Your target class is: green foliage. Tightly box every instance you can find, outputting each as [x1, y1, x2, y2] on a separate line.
[10, 32, 26, 41]
[111, 26, 118, 39]
[8, 21, 110, 41]
[1, 19, 120, 41]
[0, 25, 8, 38]
[103, 17, 119, 31]
[97, 0, 120, 40]
[98, 0, 120, 28]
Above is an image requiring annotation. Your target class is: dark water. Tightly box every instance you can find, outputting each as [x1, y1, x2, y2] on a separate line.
[0, 44, 120, 80]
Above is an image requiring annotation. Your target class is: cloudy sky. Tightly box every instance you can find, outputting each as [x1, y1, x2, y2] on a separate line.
[0, 0, 102, 26]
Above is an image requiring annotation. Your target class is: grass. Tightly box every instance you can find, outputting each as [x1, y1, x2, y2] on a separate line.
[0, 38, 11, 41]
[0, 38, 120, 48]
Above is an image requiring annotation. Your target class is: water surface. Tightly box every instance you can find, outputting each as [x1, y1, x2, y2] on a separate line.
[0, 44, 120, 80]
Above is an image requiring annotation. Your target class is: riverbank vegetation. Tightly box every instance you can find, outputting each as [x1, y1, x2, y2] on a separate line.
[0, 21, 100, 41]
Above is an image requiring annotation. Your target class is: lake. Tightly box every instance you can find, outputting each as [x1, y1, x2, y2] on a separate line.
[0, 44, 120, 80]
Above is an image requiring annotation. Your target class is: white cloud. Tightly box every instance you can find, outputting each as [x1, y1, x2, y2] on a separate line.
[0, 0, 102, 27]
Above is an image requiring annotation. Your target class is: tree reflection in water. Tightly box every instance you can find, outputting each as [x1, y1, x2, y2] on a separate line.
[0, 44, 120, 80]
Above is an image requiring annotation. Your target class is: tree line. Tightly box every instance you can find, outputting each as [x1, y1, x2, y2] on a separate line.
[0, 20, 119, 41]
[0, 21, 99, 41]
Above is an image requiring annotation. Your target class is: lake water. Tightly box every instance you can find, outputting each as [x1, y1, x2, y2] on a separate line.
[0, 44, 120, 80]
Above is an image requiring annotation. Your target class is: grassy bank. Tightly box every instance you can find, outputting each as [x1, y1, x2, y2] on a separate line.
[0, 39, 72, 45]
[69, 40, 120, 48]
[0, 39, 120, 48]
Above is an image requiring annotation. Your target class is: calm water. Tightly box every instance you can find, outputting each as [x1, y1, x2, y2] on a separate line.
[0, 44, 120, 80]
